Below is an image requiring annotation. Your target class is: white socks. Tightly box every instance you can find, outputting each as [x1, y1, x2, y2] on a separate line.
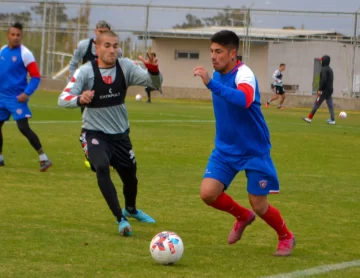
[39, 154, 48, 161]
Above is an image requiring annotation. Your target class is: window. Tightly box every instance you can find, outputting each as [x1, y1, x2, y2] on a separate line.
[175, 51, 200, 60]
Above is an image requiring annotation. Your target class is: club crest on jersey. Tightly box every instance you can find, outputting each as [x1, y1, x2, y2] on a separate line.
[16, 109, 22, 115]
[91, 138, 99, 145]
[259, 180, 267, 189]
[12, 56, 17, 62]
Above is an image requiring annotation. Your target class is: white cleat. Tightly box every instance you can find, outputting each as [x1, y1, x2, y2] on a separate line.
[327, 121, 336, 125]
[302, 117, 312, 123]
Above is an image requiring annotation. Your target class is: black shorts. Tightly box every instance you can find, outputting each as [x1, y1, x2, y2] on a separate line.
[85, 130, 136, 168]
[274, 86, 285, 95]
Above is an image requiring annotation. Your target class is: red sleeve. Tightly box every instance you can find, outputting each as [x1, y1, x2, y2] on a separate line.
[27, 61, 41, 78]
[237, 83, 255, 108]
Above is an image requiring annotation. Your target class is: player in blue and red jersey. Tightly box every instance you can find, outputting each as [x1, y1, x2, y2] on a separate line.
[194, 30, 295, 256]
[0, 22, 51, 171]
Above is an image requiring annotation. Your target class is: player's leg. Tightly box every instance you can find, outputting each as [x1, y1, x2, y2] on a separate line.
[201, 152, 255, 244]
[6, 100, 51, 170]
[86, 132, 132, 236]
[79, 107, 92, 168]
[325, 95, 335, 124]
[266, 87, 280, 108]
[278, 89, 286, 109]
[245, 153, 295, 256]
[145, 87, 151, 103]
[0, 102, 11, 166]
[302, 94, 326, 123]
[0, 121, 5, 166]
[111, 135, 155, 223]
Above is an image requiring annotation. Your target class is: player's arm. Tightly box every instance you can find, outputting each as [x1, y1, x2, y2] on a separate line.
[22, 51, 41, 96]
[196, 66, 254, 109]
[68, 41, 85, 79]
[58, 68, 87, 108]
[318, 68, 327, 91]
[124, 58, 163, 89]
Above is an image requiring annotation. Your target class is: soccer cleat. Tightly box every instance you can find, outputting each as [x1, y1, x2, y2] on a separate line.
[118, 218, 132, 236]
[122, 208, 156, 223]
[327, 120, 336, 125]
[274, 235, 296, 256]
[0, 160, 4, 167]
[84, 158, 91, 169]
[278, 106, 285, 110]
[302, 117, 312, 123]
[228, 211, 256, 244]
[40, 160, 52, 172]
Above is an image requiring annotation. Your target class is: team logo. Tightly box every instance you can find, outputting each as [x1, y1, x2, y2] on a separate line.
[91, 138, 99, 145]
[16, 109, 22, 115]
[258, 180, 267, 189]
[12, 56, 17, 62]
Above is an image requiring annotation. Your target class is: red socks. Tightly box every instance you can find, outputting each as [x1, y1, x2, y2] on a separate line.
[210, 192, 250, 221]
[260, 205, 293, 240]
[308, 113, 313, 119]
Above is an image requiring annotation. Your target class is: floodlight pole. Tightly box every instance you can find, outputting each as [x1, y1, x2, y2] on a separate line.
[350, 9, 359, 97]
[39, 0, 47, 76]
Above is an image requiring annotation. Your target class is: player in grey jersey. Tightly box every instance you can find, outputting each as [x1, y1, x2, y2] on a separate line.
[58, 30, 162, 236]
[68, 20, 122, 169]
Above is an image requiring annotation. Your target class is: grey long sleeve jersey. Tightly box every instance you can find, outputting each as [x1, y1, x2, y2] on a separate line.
[58, 58, 162, 134]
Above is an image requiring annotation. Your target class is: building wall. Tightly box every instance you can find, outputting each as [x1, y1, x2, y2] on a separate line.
[152, 38, 269, 93]
[268, 41, 360, 96]
[152, 38, 213, 89]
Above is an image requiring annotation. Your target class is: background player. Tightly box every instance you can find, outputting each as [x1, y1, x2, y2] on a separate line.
[0, 22, 51, 171]
[193, 30, 295, 256]
[58, 31, 162, 236]
[302, 55, 335, 124]
[266, 63, 286, 109]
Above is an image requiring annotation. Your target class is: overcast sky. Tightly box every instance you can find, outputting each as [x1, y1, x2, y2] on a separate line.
[1, 0, 359, 35]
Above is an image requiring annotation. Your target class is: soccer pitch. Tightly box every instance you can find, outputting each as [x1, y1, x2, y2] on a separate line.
[0, 91, 359, 278]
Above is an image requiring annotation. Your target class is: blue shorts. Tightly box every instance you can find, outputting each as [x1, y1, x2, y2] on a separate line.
[203, 149, 280, 195]
[0, 98, 32, 121]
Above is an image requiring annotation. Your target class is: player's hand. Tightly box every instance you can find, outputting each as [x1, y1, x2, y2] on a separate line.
[193, 66, 211, 85]
[79, 90, 94, 105]
[138, 49, 158, 67]
[17, 93, 29, 103]
[317, 91, 322, 96]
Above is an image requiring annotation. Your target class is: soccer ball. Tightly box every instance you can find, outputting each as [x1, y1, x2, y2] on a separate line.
[135, 94, 142, 101]
[150, 231, 184, 265]
[339, 111, 347, 119]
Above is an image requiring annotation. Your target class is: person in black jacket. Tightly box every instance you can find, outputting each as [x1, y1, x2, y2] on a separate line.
[303, 55, 335, 124]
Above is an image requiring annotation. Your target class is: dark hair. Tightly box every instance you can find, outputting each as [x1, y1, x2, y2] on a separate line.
[210, 30, 239, 51]
[10, 22, 23, 31]
[280, 63, 286, 67]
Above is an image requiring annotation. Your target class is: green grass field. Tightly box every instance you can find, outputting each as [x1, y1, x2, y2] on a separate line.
[1, 91, 359, 278]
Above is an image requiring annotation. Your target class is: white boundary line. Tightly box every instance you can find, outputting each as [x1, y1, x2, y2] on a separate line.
[260, 260, 360, 278]
[3, 119, 360, 130]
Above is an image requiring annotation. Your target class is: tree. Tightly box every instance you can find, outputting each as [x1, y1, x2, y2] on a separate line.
[173, 6, 250, 29]
[30, 1, 69, 24]
[282, 26, 296, 30]
[0, 11, 32, 24]
[173, 14, 204, 29]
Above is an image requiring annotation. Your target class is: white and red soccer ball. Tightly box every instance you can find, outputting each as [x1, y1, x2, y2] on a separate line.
[339, 111, 347, 119]
[150, 231, 184, 265]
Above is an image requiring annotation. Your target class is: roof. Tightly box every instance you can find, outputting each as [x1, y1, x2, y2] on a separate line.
[134, 26, 353, 43]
